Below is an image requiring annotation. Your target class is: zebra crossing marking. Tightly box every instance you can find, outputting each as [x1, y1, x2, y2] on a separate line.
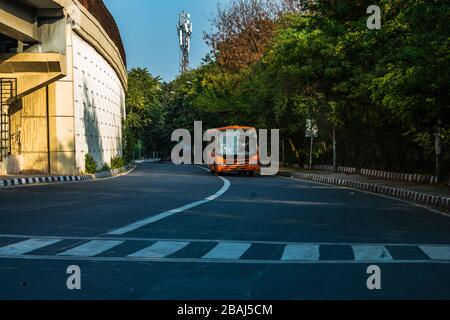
[128, 241, 189, 258]
[58, 240, 123, 257]
[281, 244, 320, 261]
[202, 242, 251, 260]
[352, 245, 393, 261]
[0, 236, 449, 264]
[0, 238, 61, 255]
[420, 246, 450, 261]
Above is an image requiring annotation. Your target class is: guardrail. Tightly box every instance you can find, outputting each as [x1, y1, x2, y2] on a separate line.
[360, 168, 439, 184]
[305, 165, 448, 186]
[307, 165, 356, 174]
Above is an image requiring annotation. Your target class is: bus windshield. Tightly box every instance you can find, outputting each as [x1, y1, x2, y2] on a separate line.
[217, 130, 257, 156]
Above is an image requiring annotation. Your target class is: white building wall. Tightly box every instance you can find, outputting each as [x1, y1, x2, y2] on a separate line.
[72, 32, 125, 172]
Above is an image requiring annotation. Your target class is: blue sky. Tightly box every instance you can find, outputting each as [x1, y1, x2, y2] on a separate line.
[104, 0, 224, 82]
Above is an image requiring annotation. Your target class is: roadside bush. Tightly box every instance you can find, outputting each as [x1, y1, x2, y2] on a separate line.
[101, 163, 111, 172]
[111, 156, 126, 170]
[85, 154, 98, 174]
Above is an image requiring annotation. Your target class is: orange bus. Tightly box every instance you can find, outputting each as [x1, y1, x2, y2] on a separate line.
[208, 126, 260, 175]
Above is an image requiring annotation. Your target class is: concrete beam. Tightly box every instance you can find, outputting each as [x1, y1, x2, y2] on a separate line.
[0, 1, 39, 43]
[37, 8, 65, 18]
[0, 52, 67, 98]
[18, 0, 62, 9]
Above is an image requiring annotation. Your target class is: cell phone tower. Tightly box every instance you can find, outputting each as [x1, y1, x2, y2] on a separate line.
[177, 11, 193, 74]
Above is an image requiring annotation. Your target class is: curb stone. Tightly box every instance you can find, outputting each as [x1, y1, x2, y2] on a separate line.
[280, 171, 450, 211]
[92, 166, 131, 179]
[0, 165, 133, 188]
[0, 175, 92, 188]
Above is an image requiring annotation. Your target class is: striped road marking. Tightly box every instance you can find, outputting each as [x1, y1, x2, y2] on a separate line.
[58, 240, 123, 257]
[282, 244, 320, 261]
[108, 171, 231, 235]
[352, 245, 393, 261]
[202, 242, 251, 260]
[0, 238, 61, 255]
[420, 246, 450, 260]
[1, 236, 450, 264]
[128, 241, 189, 258]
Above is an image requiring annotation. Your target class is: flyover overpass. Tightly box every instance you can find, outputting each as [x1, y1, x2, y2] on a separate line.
[0, 0, 127, 175]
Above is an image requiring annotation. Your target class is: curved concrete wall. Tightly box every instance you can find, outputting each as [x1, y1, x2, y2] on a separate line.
[0, 0, 127, 175]
[73, 31, 125, 171]
[59, 0, 127, 89]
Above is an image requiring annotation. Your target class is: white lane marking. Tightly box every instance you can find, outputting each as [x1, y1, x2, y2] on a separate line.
[203, 242, 251, 260]
[58, 240, 123, 257]
[107, 170, 231, 235]
[281, 245, 320, 261]
[352, 245, 393, 261]
[128, 241, 189, 258]
[0, 238, 61, 255]
[420, 246, 450, 260]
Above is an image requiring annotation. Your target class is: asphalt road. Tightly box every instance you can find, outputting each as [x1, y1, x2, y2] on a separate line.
[0, 163, 450, 299]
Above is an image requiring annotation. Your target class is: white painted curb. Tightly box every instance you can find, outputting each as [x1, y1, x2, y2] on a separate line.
[0, 165, 133, 188]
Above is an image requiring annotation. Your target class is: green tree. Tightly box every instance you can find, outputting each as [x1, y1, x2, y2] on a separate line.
[124, 68, 166, 160]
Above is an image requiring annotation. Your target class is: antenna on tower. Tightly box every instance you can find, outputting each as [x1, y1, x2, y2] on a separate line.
[177, 11, 192, 74]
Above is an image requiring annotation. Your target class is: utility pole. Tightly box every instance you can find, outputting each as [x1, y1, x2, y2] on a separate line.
[333, 126, 337, 173]
[434, 125, 442, 183]
[330, 102, 338, 173]
[177, 11, 192, 74]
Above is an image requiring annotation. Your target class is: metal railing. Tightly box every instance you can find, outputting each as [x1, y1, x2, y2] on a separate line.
[0, 78, 17, 162]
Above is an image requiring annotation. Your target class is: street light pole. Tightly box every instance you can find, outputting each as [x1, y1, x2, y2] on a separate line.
[309, 136, 313, 169]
